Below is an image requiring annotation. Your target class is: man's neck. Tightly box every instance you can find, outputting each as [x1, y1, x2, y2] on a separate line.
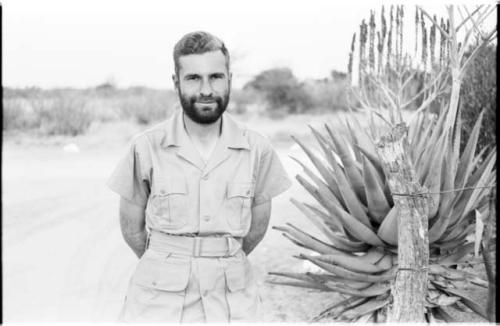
[182, 112, 222, 144]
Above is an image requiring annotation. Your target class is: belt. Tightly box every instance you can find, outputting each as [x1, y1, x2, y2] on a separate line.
[147, 230, 243, 258]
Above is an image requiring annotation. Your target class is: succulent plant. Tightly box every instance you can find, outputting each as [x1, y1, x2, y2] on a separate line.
[271, 108, 495, 322]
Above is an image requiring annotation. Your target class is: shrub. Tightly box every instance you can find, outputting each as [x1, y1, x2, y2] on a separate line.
[30, 94, 94, 136]
[117, 89, 177, 125]
[302, 76, 350, 112]
[460, 45, 496, 155]
[2, 99, 34, 130]
[244, 67, 313, 114]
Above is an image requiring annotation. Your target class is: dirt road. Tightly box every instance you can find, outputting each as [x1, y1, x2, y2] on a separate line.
[2, 140, 337, 322]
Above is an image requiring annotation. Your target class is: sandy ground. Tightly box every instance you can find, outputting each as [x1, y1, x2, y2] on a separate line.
[2, 114, 488, 322]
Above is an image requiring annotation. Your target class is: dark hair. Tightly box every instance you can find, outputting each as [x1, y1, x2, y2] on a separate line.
[173, 31, 230, 75]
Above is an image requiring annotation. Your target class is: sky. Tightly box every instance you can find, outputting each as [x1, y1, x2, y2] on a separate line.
[2, 0, 497, 89]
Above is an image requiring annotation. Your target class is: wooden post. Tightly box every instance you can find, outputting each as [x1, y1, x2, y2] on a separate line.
[376, 123, 429, 322]
[482, 188, 496, 322]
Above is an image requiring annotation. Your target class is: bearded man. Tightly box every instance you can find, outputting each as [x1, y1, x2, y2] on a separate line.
[107, 31, 292, 322]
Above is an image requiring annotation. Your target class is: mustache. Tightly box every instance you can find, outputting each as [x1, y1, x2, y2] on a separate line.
[191, 95, 221, 103]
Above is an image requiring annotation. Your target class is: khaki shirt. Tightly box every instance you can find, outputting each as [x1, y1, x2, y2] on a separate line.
[107, 109, 292, 237]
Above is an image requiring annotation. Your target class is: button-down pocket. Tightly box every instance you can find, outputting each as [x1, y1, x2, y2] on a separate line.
[226, 182, 255, 231]
[122, 254, 191, 322]
[147, 178, 188, 230]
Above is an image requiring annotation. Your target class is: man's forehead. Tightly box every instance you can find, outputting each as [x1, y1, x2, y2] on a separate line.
[178, 51, 228, 75]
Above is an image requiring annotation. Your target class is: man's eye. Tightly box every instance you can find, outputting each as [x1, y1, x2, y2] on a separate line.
[211, 75, 224, 79]
[186, 76, 199, 80]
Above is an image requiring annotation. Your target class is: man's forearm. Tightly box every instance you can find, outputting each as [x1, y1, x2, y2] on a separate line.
[119, 197, 148, 258]
[242, 232, 265, 255]
[122, 227, 148, 258]
[243, 201, 272, 255]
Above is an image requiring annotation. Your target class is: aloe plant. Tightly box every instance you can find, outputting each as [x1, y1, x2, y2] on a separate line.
[271, 5, 496, 322]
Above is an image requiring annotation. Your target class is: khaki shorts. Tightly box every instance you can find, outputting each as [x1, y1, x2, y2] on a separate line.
[119, 241, 260, 322]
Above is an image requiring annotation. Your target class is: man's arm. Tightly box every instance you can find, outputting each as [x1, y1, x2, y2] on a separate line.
[242, 200, 272, 255]
[119, 197, 148, 258]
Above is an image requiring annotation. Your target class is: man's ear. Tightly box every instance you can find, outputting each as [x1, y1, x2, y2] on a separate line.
[172, 74, 179, 90]
[228, 71, 232, 89]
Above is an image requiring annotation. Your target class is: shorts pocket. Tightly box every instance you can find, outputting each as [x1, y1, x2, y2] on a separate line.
[223, 258, 258, 321]
[225, 182, 254, 231]
[122, 255, 191, 322]
[147, 178, 188, 230]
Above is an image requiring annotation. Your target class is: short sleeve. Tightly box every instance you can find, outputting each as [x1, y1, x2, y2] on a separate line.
[107, 141, 150, 206]
[253, 140, 293, 206]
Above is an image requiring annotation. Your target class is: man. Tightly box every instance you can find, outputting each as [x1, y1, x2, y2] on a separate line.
[107, 31, 292, 323]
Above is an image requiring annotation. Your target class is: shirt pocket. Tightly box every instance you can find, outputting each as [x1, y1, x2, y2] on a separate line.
[124, 255, 191, 322]
[225, 182, 255, 231]
[146, 178, 188, 230]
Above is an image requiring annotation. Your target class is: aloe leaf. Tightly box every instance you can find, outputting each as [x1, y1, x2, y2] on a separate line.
[267, 280, 330, 291]
[291, 135, 343, 201]
[292, 156, 344, 207]
[320, 136, 372, 228]
[423, 132, 449, 218]
[273, 224, 345, 255]
[302, 255, 396, 282]
[291, 198, 358, 252]
[328, 198, 384, 246]
[326, 126, 367, 204]
[363, 156, 392, 223]
[312, 297, 369, 322]
[432, 306, 455, 322]
[342, 297, 390, 320]
[314, 253, 388, 273]
[295, 174, 345, 221]
[455, 110, 485, 189]
[376, 205, 399, 246]
[304, 203, 370, 252]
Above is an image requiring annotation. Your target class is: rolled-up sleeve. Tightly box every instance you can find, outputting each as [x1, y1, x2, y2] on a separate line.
[253, 139, 293, 206]
[107, 139, 150, 207]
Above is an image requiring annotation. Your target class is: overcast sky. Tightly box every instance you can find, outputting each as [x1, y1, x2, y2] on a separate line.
[2, 0, 496, 89]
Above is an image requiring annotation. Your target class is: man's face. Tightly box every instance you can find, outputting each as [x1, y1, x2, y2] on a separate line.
[174, 51, 231, 124]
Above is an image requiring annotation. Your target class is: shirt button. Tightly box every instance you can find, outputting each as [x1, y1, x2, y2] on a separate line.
[203, 215, 211, 222]
[160, 189, 166, 195]
[202, 174, 209, 180]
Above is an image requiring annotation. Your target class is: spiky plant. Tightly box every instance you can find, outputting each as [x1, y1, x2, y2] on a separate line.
[271, 108, 495, 322]
[271, 5, 496, 322]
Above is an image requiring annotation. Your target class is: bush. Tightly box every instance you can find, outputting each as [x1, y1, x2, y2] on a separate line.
[302, 77, 350, 112]
[30, 94, 94, 136]
[117, 89, 177, 124]
[244, 67, 313, 114]
[3, 99, 33, 130]
[460, 45, 496, 154]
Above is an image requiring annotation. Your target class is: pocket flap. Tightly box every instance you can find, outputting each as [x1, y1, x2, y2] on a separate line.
[227, 182, 255, 198]
[155, 178, 188, 195]
[224, 261, 247, 292]
[133, 257, 191, 292]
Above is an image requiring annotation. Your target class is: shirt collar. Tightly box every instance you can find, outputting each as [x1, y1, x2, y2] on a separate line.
[161, 109, 250, 150]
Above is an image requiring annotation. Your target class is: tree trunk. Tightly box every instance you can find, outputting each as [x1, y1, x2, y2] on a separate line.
[376, 123, 429, 322]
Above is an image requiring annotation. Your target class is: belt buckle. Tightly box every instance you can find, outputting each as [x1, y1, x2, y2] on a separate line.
[193, 237, 202, 257]
[224, 237, 233, 257]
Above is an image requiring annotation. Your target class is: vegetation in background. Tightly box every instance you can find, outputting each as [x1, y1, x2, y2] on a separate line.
[460, 45, 496, 154]
[3, 86, 177, 136]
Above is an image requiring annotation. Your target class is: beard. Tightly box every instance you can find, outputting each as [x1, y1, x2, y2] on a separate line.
[179, 90, 230, 125]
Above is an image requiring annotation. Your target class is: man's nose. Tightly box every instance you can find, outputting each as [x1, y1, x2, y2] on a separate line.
[199, 78, 213, 97]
